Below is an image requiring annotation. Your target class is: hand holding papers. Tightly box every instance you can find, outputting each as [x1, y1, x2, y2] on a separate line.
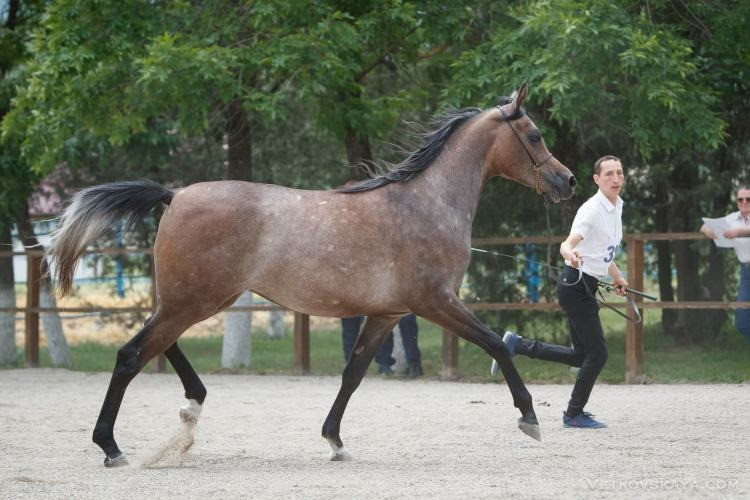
[703, 217, 745, 248]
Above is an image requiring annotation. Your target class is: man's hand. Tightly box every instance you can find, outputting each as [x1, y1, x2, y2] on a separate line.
[700, 224, 716, 239]
[562, 248, 584, 268]
[612, 276, 629, 297]
[724, 228, 742, 239]
[560, 233, 584, 268]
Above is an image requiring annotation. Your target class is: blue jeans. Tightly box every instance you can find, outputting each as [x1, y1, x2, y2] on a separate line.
[397, 313, 421, 365]
[736, 264, 750, 345]
[341, 315, 421, 366]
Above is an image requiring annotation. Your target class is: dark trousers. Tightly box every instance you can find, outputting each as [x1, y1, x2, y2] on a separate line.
[341, 314, 421, 366]
[515, 266, 608, 416]
[397, 313, 421, 365]
[735, 263, 750, 344]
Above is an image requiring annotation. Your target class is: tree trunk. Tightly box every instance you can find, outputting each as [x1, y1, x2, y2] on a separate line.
[391, 323, 407, 374]
[654, 180, 677, 334]
[703, 149, 731, 326]
[550, 121, 584, 229]
[0, 1, 21, 365]
[15, 203, 71, 367]
[40, 280, 72, 367]
[225, 98, 252, 182]
[345, 124, 373, 181]
[0, 221, 17, 364]
[669, 166, 723, 342]
[222, 98, 253, 364]
[222, 291, 252, 368]
[267, 308, 285, 339]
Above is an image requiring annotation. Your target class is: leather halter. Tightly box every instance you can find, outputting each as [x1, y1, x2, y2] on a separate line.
[498, 106, 553, 195]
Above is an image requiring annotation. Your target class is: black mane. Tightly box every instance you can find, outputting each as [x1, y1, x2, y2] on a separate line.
[338, 107, 482, 193]
[339, 99, 526, 193]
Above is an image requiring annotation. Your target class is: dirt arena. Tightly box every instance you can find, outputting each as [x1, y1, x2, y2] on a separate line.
[1, 369, 748, 499]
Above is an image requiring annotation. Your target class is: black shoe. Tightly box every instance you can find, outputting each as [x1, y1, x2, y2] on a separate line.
[378, 364, 394, 376]
[407, 362, 423, 378]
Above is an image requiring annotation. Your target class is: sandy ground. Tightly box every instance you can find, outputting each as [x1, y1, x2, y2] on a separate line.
[1, 370, 748, 499]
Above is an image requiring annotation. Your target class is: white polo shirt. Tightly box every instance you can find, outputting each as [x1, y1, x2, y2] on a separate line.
[723, 211, 750, 263]
[566, 189, 623, 278]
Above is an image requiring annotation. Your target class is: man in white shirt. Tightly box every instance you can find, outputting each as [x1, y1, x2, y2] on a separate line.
[700, 186, 750, 344]
[502, 156, 628, 429]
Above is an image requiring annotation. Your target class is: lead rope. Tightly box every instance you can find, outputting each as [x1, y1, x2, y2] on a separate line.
[472, 200, 643, 323]
[596, 282, 643, 323]
[542, 194, 582, 287]
[577, 273, 642, 324]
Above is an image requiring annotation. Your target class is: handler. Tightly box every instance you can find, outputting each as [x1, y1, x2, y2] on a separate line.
[699, 185, 750, 345]
[502, 155, 628, 429]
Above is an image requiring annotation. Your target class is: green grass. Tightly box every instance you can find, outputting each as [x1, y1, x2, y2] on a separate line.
[13, 315, 750, 383]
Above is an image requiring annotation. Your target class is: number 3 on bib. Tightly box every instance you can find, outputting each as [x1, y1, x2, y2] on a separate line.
[603, 245, 615, 263]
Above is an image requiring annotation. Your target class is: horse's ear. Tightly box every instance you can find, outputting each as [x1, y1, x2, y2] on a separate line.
[511, 83, 528, 111]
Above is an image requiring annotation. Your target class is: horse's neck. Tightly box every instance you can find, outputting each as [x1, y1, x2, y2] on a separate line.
[415, 136, 486, 224]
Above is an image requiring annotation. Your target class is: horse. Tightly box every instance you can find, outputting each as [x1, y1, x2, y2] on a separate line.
[48, 83, 576, 467]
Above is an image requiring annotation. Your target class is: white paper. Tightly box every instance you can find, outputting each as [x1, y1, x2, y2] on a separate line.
[702, 217, 737, 248]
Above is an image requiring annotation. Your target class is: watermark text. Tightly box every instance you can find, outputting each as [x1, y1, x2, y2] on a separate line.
[585, 478, 739, 491]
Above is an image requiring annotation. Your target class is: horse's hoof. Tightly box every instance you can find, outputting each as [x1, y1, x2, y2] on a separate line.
[179, 407, 198, 425]
[328, 448, 352, 461]
[179, 399, 202, 424]
[325, 437, 351, 461]
[518, 415, 541, 441]
[104, 453, 129, 467]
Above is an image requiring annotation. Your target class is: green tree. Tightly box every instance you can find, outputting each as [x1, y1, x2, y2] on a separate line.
[4, 1, 462, 183]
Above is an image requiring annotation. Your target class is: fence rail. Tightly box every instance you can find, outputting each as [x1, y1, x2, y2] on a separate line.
[2, 232, 748, 381]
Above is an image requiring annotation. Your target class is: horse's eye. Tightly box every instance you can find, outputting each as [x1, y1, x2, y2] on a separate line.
[528, 132, 541, 143]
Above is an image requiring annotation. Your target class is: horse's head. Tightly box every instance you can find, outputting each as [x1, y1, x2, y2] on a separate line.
[481, 84, 576, 202]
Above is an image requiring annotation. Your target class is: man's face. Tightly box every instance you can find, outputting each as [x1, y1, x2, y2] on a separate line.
[737, 188, 750, 217]
[593, 159, 624, 199]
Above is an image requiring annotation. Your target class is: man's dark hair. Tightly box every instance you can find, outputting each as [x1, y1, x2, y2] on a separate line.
[593, 155, 621, 175]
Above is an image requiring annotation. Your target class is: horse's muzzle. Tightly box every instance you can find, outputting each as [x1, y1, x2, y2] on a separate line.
[545, 171, 576, 202]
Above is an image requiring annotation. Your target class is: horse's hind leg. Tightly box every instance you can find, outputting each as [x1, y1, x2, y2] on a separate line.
[164, 342, 207, 424]
[414, 293, 540, 441]
[322, 314, 400, 461]
[92, 312, 190, 467]
[139, 342, 206, 467]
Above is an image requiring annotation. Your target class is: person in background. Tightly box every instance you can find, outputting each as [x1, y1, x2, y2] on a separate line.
[700, 185, 750, 345]
[341, 314, 422, 377]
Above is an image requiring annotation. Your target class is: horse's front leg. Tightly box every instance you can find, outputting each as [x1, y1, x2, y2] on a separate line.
[414, 293, 540, 441]
[322, 314, 400, 461]
[139, 342, 207, 468]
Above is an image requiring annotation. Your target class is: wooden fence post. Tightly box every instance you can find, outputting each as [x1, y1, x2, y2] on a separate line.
[294, 312, 310, 374]
[625, 236, 644, 383]
[25, 254, 41, 367]
[441, 329, 459, 379]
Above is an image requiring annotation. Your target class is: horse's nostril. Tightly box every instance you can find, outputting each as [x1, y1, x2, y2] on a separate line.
[569, 175, 577, 189]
